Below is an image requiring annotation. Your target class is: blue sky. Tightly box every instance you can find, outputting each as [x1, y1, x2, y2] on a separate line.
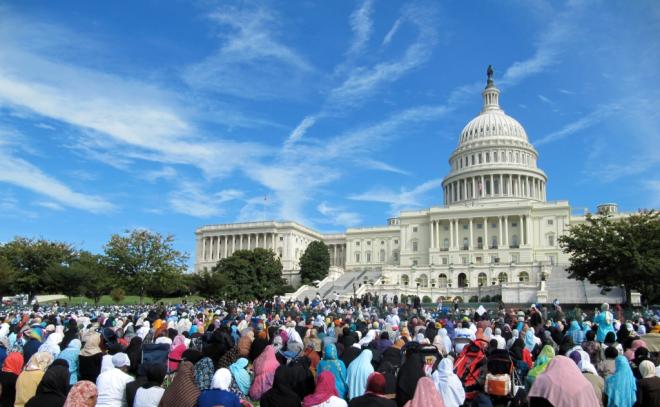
[1, 1, 659, 268]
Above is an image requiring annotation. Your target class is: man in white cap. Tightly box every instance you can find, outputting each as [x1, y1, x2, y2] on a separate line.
[96, 352, 134, 407]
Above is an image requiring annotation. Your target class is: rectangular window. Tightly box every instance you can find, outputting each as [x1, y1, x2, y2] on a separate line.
[279, 236, 284, 241]
[479, 153, 483, 164]
[442, 257, 448, 265]
[486, 152, 490, 162]
[355, 253, 360, 263]
[492, 223, 497, 228]
[547, 219, 554, 225]
[412, 226, 418, 232]
[394, 240, 398, 244]
[512, 222, 518, 227]
[511, 254, 518, 263]
[548, 235, 555, 246]
[444, 225, 449, 231]
[412, 241, 418, 252]
[367, 241, 371, 245]
[366, 252, 371, 263]
[471, 155, 475, 165]
[356, 241, 360, 246]
[412, 259, 418, 266]
[463, 224, 468, 230]
[476, 256, 482, 264]
[381, 241, 385, 245]
[477, 223, 483, 229]
[462, 256, 468, 265]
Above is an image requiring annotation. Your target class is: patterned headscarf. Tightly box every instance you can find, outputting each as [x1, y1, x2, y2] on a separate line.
[193, 357, 215, 391]
[63, 380, 98, 407]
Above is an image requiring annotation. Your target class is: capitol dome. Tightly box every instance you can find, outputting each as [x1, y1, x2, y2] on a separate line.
[442, 66, 547, 206]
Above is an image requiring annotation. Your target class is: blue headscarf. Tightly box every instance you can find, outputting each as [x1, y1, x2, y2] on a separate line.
[606, 355, 636, 407]
[317, 343, 347, 398]
[567, 321, 585, 345]
[57, 339, 81, 384]
[346, 349, 374, 400]
[524, 330, 536, 352]
[194, 357, 215, 391]
[229, 357, 252, 395]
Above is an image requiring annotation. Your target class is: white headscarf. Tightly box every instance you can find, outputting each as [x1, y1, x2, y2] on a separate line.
[38, 332, 63, 359]
[432, 357, 465, 407]
[212, 368, 232, 390]
[574, 349, 598, 375]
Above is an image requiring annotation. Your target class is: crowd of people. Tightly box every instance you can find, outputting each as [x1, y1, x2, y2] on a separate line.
[0, 297, 658, 407]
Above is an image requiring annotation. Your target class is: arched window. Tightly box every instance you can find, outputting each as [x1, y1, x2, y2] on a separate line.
[519, 271, 530, 283]
[458, 273, 468, 288]
[438, 274, 448, 288]
[478, 272, 488, 287]
[498, 272, 508, 284]
[547, 234, 555, 247]
[401, 275, 410, 286]
[417, 274, 428, 288]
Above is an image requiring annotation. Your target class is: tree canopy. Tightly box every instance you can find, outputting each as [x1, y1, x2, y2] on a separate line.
[104, 229, 189, 303]
[211, 248, 286, 301]
[299, 241, 330, 285]
[559, 210, 660, 304]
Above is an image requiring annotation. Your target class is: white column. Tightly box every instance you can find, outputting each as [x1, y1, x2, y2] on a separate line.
[462, 180, 467, 201]
[224, 236, 228, 258]
[449, 219, 454, 249]
[504, 216, 509, 247]
[484, 217, 489, 249]
[526, 214, 532, 246]
[508, 175, 512, 196]
[202, 237, 207, 261]
[499, 174, 503, 196]
[430, 221, 435, 249]
[498, 217, 503, 248]
[469, 218, 473, 250]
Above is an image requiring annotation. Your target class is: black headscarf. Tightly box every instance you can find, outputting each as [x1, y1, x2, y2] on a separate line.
[25, 365, 70, 407]
[376, 360, 397, 395]
[395, 352, 425, 407]
[260, 365, 302, 407]
[125, 336, 143, 375]
[510, 338, 525, 361]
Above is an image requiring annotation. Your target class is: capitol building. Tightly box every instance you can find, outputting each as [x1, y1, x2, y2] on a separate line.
[195, 68, 630, 305]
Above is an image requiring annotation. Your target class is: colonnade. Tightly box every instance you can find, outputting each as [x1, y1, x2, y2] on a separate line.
[200, 232, 279, 262]
[428, 214, 532, 251]
[443, 174, 545, 205]
[327, 244, 346, 267]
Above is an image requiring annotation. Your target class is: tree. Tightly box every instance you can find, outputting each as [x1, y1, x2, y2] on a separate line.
[0, 238, 75, 300]
[0, 255, 17, 298]
[299, 241, 330, 285]
[559, 210, 660, 304]
[192, 268, 227, 301]
[104, 229, 189, 304]
[212, 248, 286, 302]
[73, 251, 112, 305]
[145, 269, 186, 303]
[110, 288, 126, 303]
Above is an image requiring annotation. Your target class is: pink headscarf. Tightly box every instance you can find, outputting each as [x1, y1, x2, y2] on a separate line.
[404, 377, 445, 407]
[172, 335, 187, 348]
[249, 345, 280, 400]
[168, 344, 186, 371]
[528, 356, 601, 407]
[302, 371, 338, 407]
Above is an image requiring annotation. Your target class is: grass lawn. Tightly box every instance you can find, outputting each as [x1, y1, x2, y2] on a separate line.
[44, 294, 204, 306]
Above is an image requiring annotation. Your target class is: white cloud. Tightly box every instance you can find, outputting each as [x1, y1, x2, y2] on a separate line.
[382, 17, 403, 46]
[143, 166, 178, 183]
[535, 104, 621, 145]
[317, 202, 362, 227]
[168, 182, 243, 218]
[347, 0, 374, 56]
[183, 5, 314, 100]
[0, 150, 114, 213]
[538, 94, 553, 105]
[350, 178, 444, 214]
[34, 201, 64, 211]
[285, 115, 317, 148]
[358, 158, 410, 175]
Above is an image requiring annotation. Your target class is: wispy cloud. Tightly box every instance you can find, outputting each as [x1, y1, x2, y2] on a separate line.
[168, 182, 244, 218]
[358, 158, 410, 175]
[183, 4, 314, 100]
[382, 17, 403, 46]
[535, 104, 620, 145]
[538, 94, 554, 105]
[143, 166, 178, 183]
[350, 178, 444, 214]
[284, 115, 317, 148]
[317, 202, 362, 227]
[0, 149, 114, 213]
[347, 0, 374, 56]
[34, 201, 64, 211]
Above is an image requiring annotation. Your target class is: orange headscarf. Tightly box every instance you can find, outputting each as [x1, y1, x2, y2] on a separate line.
[2, 352, 24, 376]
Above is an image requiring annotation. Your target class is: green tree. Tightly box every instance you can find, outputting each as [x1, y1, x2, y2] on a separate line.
[212, 248, 286, 301]
[145, 268, 186, 303]
[192, 268, 227, 301]
[104, 229, 189, 304]
[0, 255, 17, 297]
[110, 288, 126, 303]
[0, 238, 75, 300]
[299, 241, 330, 285]
[559, 210, 660, 304]
[75, 252, 112, 305]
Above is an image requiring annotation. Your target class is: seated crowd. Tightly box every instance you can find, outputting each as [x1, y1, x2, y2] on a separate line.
[0, 300, 658, 407]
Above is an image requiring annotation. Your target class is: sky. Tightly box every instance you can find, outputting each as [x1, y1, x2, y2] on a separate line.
[1, 0, 659, 269]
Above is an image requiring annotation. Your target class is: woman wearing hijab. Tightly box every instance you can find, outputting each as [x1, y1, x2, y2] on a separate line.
[347, 349, 374, 400]
[605, 355, 637, 407]
[134, 364, 166, 407]
[78, 332, 103, 383]
[636, 360, 660, 407]
[0, 352, 24, 407]
[158, 361, 200, 407]
[228, 358, 252, 397]
[197, 368, 241, 407]
[24, 364, 70, 407]
[167, 343, 186, 373]
[524, 330, 538, 355]
[57, 339, 81, 384]
[249, 330, 269, 363]
[432, 358, 465, 407]
[404, 376, 445, 407]
[237, 329, 254, 358]
[63, 380, 97, 407]
[376, 361, 397, 398]
[348, 372, 396, 407]
[507, 329, 520, 350]
[317, 344, 347, 399]
[396, 352, 424, 407]
[15, 352, 53, 407]
[526, 345, 556, 389]
[249, 345, 280, 400]
[260, 365, 302, 407]
[567, 320, 586, 345]
[623, 339, 646, 362]
[528, 355, 601, 407]
[569, 350, 604, 405]
[302, 370, 347, 407]
[604, 332, 624, 356]
[38, 333, 63, 360]
[193, 357, 215, 391]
